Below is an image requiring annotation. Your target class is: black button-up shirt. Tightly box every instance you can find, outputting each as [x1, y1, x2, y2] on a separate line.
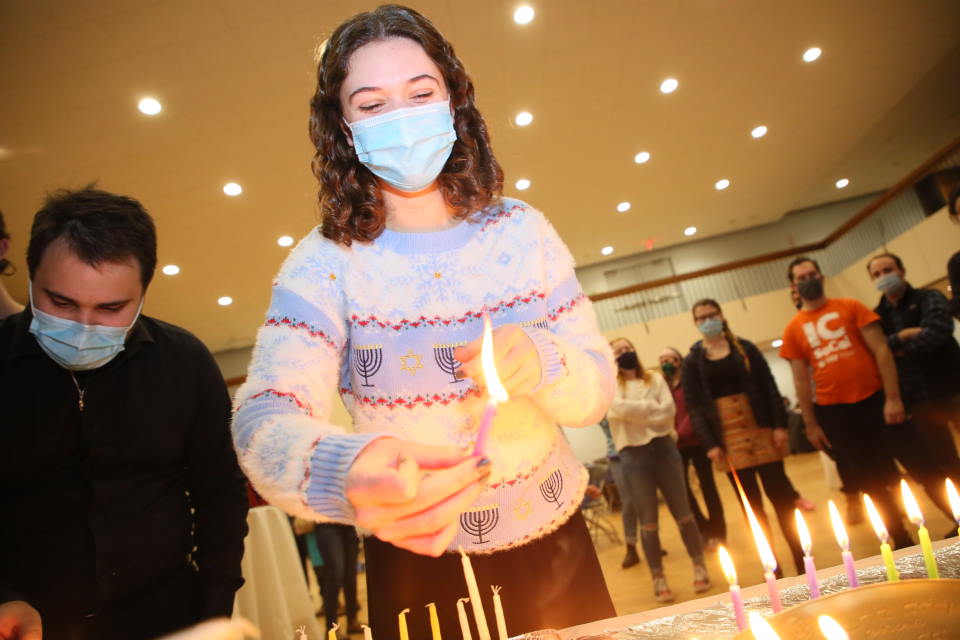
[875, 284, 960, 405]
[0, 310, 248, 625]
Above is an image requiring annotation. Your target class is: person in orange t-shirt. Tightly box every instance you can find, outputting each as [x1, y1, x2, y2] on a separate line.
[780, 257, 949, 548]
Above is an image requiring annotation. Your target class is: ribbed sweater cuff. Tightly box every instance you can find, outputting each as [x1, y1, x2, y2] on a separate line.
[306, 432, 393, 522]
[524, 327, 564, 392]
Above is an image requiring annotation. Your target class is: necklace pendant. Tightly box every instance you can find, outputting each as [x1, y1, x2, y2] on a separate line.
[78, 393, 85, 412]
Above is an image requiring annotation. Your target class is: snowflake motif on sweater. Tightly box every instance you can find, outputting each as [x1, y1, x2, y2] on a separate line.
[232, 198, 615, 553]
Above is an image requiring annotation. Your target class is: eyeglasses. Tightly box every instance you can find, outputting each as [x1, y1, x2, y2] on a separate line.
[693, 310, 721, 322]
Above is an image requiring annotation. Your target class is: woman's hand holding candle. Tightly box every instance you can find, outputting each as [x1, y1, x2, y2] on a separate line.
[346, 438, 491, 556]
[455, 323, 542, 398]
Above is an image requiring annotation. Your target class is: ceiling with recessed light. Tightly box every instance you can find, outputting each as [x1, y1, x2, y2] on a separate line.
[2, 0, 959, 353]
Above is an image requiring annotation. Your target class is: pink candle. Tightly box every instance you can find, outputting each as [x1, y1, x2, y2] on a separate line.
[828, 500, 859, 588]
[473, 401, 497, 455]
[764, 570, 783, 612]
[841, 551, 859, 588]
[472, 313, 509, 456]
[718, 546, 746, 631]
[795, 509, 820, 598]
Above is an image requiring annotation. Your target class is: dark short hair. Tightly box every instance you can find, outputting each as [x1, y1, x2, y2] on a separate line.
[27, 186, 157, 288]
[309, 4, 504, 246]
[948, 183, 960, 222]
[787, 256, 821, 282]
[866, 252, 904, 274]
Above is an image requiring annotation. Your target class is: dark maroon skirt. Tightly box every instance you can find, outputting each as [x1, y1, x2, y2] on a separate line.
[365, 512, 614, 640]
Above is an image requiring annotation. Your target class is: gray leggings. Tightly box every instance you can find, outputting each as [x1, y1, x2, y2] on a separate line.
[618, 436, 705, 574]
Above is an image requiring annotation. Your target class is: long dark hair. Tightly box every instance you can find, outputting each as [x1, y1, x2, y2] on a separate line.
[309, 4, 503, 246]
[691, 298, 751, 373]
[0, 209, 11, 275]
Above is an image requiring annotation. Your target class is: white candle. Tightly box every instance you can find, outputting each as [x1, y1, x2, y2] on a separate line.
[457, 598, 474, 640]
[491, 586, 508, 640]
[459, 547, 491, 640]
[362, 625, 373, 640]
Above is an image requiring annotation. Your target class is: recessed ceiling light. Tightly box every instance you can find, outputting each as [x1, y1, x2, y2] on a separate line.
[514, 111, 533, 126]
[138, 97, 162, 115]
[835, 178, 849, 189]
[634, 151, 651, 164]
[751, 125, 768, 138]
[277, 235, 294, 247]
[803, 47, 822, 62]
[218, 296, 233, 307]
[162, 264, 180, 276]
[772, 339, 783, 348]
[223, 182, 242, 196]
[616, 202, 631, 212]
[515, 178, 531, 190]
[601, 246, 614, 256]
[715, 179, 730, 190]
[684, 226, 697, 236]
[513, 5, 535, 24]
[660, 78, 679, 94]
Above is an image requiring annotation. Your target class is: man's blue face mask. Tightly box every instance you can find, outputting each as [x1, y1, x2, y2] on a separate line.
[28, 282, 142, 371]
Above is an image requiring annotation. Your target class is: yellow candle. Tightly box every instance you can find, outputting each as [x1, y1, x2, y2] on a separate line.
[328, 622, 339, 640]
[426, 603, 442, 640]
[399, 608, 410, 640]
[362, 625, 373, 640]
[491, 586, 508, 640]
[457, 598, 473, 640]
[863, 493, 899, 581]
[901, 480, 939, 578]
[459, 546, 491, 640]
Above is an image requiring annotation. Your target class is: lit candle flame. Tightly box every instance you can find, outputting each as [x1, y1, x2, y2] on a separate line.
[827, 499, 849, 550]
[794, 508, 812, 555]
[718, 545, 737, 585]
[900, 479, 925, 527]
[741, 493, 778, 573]
[480, 313, 509, 403]
[817, 615, 850, 640]
[946, 478, 960, 524]
[862, 493, 889, 543]
[748, 612, 781, 640]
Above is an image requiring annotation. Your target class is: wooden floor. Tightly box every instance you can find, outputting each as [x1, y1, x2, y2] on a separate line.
[339, 450, 957, 631]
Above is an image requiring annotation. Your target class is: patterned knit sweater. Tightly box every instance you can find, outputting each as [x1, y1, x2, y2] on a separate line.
[232, 198, 615, 553]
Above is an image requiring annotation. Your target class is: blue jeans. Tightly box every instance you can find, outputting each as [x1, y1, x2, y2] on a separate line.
[619, 436, 704, 574]
[607, 456, 638, 545]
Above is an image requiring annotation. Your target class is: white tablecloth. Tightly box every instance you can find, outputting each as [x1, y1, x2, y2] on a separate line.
[233, 506, 324, 640]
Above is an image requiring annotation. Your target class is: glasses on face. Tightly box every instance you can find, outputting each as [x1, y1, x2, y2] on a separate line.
[693, 310, 721, 323]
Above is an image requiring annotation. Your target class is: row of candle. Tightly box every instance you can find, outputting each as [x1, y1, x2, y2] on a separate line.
[341, 547, 507, 640]
[720, 478, 960, 632]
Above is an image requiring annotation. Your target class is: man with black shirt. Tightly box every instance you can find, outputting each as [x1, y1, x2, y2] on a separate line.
[868, 252, 960, 488]
[0, 187, 248, 639]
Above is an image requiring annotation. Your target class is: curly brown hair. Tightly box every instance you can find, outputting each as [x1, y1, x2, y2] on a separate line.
[309, 4, 504, 246]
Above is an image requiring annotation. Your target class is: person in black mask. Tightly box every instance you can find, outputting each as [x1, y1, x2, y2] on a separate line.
[779, 256, 948, 548]
[607, 338, 709, 603]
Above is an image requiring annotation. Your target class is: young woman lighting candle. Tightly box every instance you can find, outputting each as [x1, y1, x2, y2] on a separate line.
[231, 6, 616, 639]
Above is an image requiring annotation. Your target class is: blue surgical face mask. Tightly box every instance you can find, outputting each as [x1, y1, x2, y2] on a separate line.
[28, 283, 143, 371]
[697, 316, 724, 338]
[875, 273, 906, 296]
[347, 100, 457, 192]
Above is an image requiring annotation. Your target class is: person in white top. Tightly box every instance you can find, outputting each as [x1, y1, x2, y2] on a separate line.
[607, 338, 710, 603]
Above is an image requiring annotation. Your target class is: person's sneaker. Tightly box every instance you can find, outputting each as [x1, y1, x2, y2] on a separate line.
[794, 496, 816, 512]
[621, 545, 641, 569]
[653, 575, 676, 603]
[845, 494, 864, 525]
[693, 564, 711, 593]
